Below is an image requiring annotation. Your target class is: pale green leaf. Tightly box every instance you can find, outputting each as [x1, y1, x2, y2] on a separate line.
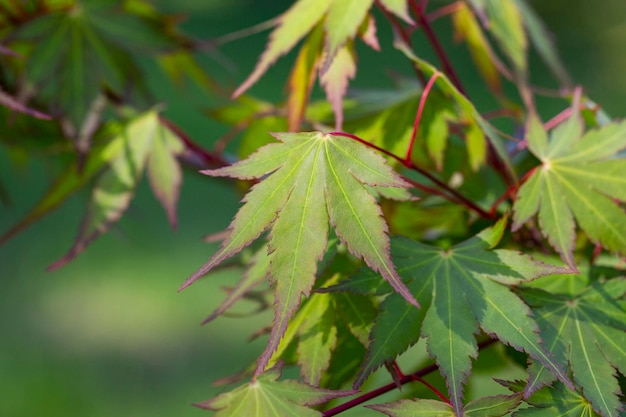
[464, 394, 523, 416]
[196, 366, 355, 417]
[146, 117, 184, 227]
[233, 0, 333, 97]
[181, 131, 418, 379]
[452, 2, 501, 92]
[367, 399, 455, 416]
[378, 0, 413, 24]
[467, 0, 527, 73]
[322, 0, 373, 72]
[49, 111, 169, 270]
[513, 117, 626, 267]
[520, 278, 626, 417]
[320, 43, 357, 130]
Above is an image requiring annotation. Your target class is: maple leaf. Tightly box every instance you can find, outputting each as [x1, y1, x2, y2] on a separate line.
[500, 380, 617, 417]
[513, 112, 626, 268]
[195, 365, 355, 417]
[180, 131, 418, 377]
[519, 277, 626, 417]
[47, 111, 184, 270]
[337, 217, 572, 416]
[367, 394, 523, 417]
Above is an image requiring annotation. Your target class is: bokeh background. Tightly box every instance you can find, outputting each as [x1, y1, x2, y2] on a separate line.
[1, 1, 625, 416]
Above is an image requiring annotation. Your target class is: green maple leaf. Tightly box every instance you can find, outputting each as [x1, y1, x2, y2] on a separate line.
[519, 277, 626, 416]
[343, 217, 572, 416]
[513, 112, 626, 268]
[47, 110, 184, 269]
[501, 380, 620, 417]
[12, 1, 179, 131]
[180, 131, 418, 377]
[195, 365, 355, 417]
[367, 394, 523, 417]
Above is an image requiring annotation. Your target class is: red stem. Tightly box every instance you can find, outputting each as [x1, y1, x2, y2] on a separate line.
[158, 116, 230, 169]
[330, 131, 494, 219]
[488, 166, 538, 216]
[409, 0, 466, 95]
[412, 376, 451, 405]
[375, 1, 428, 86]
[323, 339, 497, 416]
[405, 72, 440, 162]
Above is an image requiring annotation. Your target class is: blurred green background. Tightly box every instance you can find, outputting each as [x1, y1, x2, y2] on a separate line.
[1, 1, 625, 416]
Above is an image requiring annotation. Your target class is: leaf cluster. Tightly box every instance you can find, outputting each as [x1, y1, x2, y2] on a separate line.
[1, 1, 625, 417]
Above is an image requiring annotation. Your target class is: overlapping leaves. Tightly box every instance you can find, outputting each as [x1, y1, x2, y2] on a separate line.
[519, 277, 626, 416]
[7, 0, 181, 133]
[513, 112, 626, 268]
[180, 131, 417, 377]
[0, 110, 184, 266]
[329, 218, 572, 416]
[195, 365, 355, 417]
[233, 0, 411, 128]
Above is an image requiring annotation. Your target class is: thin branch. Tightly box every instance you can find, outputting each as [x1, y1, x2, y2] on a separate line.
[323, 339, 497, 416]
[375, 0, 428, 86]
[330, 131, 494, 219]
[405, 71, 440, 162]
[409, 0, 466, 95]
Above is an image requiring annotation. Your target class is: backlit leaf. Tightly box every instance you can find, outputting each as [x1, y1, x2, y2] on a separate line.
[196, 365, 355, 417]
[378, 0, 413, 24]
[350, 218, 572, 415]
[320, 43, 357, 130]
[48, 111, 184, 269]
[467, 0, 527, 74]
[181, 131, 418, 378]
[520, 277, 626, 416]
[452, 2, 501, 93]
[233, 0, 333, 98]
[513, 111, 626, 268]
[322, 0, 373, 72]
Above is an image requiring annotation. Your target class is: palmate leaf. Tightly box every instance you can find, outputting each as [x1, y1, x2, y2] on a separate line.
[48, 110, 184, 269]
[519, 277, 626, 417]
[501, 380, 618, 417]
[367, 394, 522, 417]
[513, 112, 626, 268]
[343, 218, 572, 416]
[233, 0, 409, 128]
[11, 1, 178, 132]
[180, 131, 418, 377]
[195, 365, 355, 417]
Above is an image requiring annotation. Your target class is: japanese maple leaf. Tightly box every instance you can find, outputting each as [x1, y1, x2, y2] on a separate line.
[339, 217, 572, 416]
[501, 380, 616, 417]
[367, 394, 522, 417]
[180, 131, 418, 377]
[513, 113, 626, 268]
[519, 277, 626, 417]
[195, 365, 355, 417]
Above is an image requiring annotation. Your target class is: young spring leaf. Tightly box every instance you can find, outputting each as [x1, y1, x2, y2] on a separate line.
[195, 365, 355, 417]
[349, 218, 572, 416]
[519, 278, 626, 416]
[513, 113, 626, 268]
[180, 131, 418, 377]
